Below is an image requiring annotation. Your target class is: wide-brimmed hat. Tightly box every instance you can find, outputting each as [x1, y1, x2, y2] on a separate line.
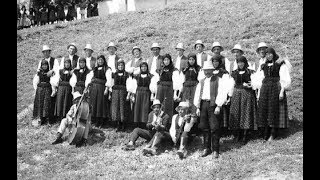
[132, 46, 141, 54]
[151, 99, 162, 109]
[67, 43, 78, 53]
[151, 43, 161, 50]
[175, 101, 190, 112]
[175, 43, 185, 51]
[256, 42, 268, 53]
[211, 42, 224, 51]
[84, 44, 93, 52]
[194, 40, 205, 49]
[231, 44, 243, 53]
[107, 42, 117, 51]
[42, 45, 51, 52]
[73, 91, 82, 101]
[202, 60, 215, 70]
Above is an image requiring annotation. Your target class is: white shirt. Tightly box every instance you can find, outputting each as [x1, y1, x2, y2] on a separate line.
[201, 76, 212, 100]
[150, 55, 159, 75]
[107, 54, 117, 73]
[60, 54, 79, 69]
[196, 52, 204, 67]
[85, 57, 93, 70]
[224, 58, 238, 74]
[175, 56, 182, 71]
[169, 114, 195, 143]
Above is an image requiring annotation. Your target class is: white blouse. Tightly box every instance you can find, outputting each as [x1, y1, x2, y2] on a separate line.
[107, 72, 131, 92]
[84, 67, 112, 88]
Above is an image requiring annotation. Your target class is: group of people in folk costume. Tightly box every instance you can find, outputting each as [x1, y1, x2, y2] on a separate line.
[32, 40, 292, 159]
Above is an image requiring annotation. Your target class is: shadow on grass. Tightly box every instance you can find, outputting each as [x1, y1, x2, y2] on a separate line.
[88, 128, 106, 146]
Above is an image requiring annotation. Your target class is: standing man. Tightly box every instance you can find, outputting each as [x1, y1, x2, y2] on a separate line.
[37, 45, 60, 124]
[194, 40, 209, 68]
[106, 42, 121, 73]
[60, 43, 80, 70]
[147, 42, 164, 75]
[193, 61, 228, 158]
[83, 44, 96, 70]
[125, 46, 144, 76]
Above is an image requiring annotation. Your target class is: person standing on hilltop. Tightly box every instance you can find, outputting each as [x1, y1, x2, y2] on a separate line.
[39, 4, 48, 25]
[149, 54, 181, 119]
[252, 47, 291, 142]
[48, 0, 57, 24]
[194, 40, 209, 68]
[147, 43, 164, 76]
[106, 42, 121, 73]
[66, 0, 77, 21]
[56, 1, 66, 23]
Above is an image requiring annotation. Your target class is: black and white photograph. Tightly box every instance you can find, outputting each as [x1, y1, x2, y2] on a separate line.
[17, 0, 303, 179]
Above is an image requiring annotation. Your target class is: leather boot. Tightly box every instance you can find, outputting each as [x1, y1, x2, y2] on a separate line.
[211, 130, 220, 159]
[242, 130, 248, 144]
[52, 132, 63, 145]
[200, 131, 212, 157]
[268, 127, 276, 141]
[236, 129, 243, 142]
[264, 127, 270, 141]
[177, 137, 188, 159]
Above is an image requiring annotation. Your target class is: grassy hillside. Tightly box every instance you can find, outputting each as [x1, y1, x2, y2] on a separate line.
[17, 0, 303, 179]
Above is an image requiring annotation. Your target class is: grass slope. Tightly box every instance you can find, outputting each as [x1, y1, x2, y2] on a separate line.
[17, 0, 303, 179]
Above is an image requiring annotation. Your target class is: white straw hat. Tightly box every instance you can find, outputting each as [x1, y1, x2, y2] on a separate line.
[151, 99, 162, 109]
[84, 44, 93, 51]
[42, 45, 51, 52]
[73, 91, 82, 100]
[256, 42, 268, 53]
[132, 46, 141, 54]
[194, 40, 204, 49]
[151, 43, 161, 50]
[211, 42, 224, 51]
[107, 42, 117, 50]
[231, 44, 243, 53]
[175, 43, 185, 51]
[175, 101, 190, 112]
[202, 61, 215, 70]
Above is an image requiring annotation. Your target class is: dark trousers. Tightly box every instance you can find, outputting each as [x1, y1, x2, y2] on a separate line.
[198, 101, 220, 131]
[175, 131, 190, 148]
[130, 128, 154, 143]
[147, 131, 172, 149]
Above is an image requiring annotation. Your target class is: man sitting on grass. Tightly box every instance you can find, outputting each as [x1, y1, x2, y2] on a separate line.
[123, 99, 170, 155]
[51, 91, 90, 147]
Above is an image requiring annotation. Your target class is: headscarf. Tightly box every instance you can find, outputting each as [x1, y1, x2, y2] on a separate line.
[211, 54, 223, 69]
[96, 55, 107, 68]
[140, 62, 149, 74]
[116, 59, 126, 73]
[162, 53, 174, 71]
[40, 60, 49, 73]
[265, 47, 279, 62]
[183, 53, 200, 74]
[78, 57, 88, 70]
[236, 55, 249, 70]
[63, 59, 72, 71]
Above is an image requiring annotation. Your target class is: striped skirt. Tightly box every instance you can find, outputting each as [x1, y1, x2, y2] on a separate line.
[33, 82, 52, 119]
[111, 85, 130, 122]
[156, 81, 174, 119]
[229, 87, 258, 130]
[134, 87, 151, 123]
[54, 81, 73, 118]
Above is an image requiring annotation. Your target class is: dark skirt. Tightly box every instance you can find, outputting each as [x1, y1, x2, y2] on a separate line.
[33, 82, 52, 119]
[57, 9, 65, 21]
[49, 11, 56, 22]
[181, 81, 198, 114]
[54, 82, 73, 118]
[134, 87, 151, 123]
[156, 81, 174, 119]
[111, 86, 130, 122]
[74, 82, 85, 94]
[258, 78, 288, 128]
[229, 87, 258, 130]
[89, 79, 108, 118]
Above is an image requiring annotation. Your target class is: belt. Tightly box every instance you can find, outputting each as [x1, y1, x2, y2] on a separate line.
[201, 99, 211, 102]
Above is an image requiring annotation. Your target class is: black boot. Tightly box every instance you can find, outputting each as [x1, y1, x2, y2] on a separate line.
[264, 126, 270, 141]
[211, 130, 220, 159]
[200, 131, 212, 157]
[52, 132, 63, 145]
[116, 121, 122, 132]
[236, 129, 243, 142]
[268, 127, 277, 141]
[242, 129, 248, 144]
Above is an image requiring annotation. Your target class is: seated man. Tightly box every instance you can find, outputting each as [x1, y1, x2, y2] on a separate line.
[123, 99, 170, 155]
[51, 91, 91, 147]
[169, 101, 197, 159]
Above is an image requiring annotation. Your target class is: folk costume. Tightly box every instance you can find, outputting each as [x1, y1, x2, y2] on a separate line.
[84, 44, 97, 70]
[70, 58, 90, 94]
[150, 54, 181, 119]
[108, 60, 131, 131]
[52, 59, 73, 121]
[85, 55, 112, 127]
[169, 102, 197, 159]
[228, 56, 258, 143]
[59, 43, 80, 70]
[128, 62, 153, 127]
[148, 43, 164, 75]
[39, 5, 48, 25]
[125, 55, 144, 76]
[252, 47, 291, 141]
[56, 2, 66, 22]
[194, 40, 210, 68]
[33, 60, 52, 124]
[194, 61, 228, 158]
[106, 42, 121, 73]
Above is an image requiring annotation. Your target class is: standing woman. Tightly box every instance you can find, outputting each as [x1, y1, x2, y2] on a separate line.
[179, 53, 201, 112]
[130, 62, 153, 129]
[33, 60, 52, 125]
[150, 53, 181, 119]
[228, 56, 258, 143]
[70, 58, 90, 94]
[85, 55, 112, 127]
[56, 1, 66, 23]
[40, 4, 48, 26]
[253, 47, 291, 141]
[52, 59, 73, 122]
[108, 60, 131, 131]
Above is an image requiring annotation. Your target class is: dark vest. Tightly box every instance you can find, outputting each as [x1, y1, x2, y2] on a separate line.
[199, 76, 220, 106]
